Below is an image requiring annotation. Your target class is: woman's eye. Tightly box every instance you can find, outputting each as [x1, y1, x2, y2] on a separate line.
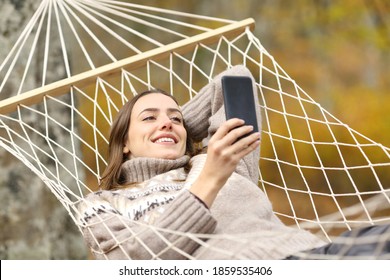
[142, 116, 156, 121]
[170, 116, 182, 123]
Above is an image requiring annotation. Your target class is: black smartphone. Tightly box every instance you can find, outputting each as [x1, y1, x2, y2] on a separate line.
[221, 75, 259, 140]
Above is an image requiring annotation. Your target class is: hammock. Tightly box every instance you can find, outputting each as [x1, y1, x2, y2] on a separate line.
[1, 0, 389, 259]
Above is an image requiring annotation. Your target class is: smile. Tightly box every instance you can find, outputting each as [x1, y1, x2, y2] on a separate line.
[154, 137, 176, 144]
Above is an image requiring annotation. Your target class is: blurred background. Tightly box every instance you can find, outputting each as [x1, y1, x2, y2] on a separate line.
[0, 0, 389, 259]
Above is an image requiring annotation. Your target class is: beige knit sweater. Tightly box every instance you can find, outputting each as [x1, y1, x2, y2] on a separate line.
[77, 65, 326, 260]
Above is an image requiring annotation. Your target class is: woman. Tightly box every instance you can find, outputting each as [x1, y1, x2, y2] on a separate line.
[77, 65, 327, 260]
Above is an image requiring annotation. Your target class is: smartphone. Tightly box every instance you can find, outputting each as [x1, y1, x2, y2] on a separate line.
[221, 75, 259, 140]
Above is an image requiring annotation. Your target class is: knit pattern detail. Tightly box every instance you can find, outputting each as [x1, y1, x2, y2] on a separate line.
[119, 155, 190, 183]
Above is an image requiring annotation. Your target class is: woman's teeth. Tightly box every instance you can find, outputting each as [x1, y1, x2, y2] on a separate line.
[155, 137, 175, 143]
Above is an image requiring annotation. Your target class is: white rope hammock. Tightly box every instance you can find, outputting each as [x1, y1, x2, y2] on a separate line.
[1, 0, 389, 259]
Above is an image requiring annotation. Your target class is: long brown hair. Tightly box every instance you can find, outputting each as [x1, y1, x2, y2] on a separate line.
[99, 89, 196, 190]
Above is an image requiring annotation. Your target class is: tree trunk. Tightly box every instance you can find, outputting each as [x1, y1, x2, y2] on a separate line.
[0, 0, 87, 259]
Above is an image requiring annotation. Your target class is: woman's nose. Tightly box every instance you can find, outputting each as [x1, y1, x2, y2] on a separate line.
[159, 116, 173, 130]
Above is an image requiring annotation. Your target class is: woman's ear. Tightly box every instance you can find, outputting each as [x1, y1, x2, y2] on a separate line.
[123, 144, 130, 154]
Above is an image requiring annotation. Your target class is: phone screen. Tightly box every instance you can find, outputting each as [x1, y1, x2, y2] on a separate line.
[221, 75, 259, 136]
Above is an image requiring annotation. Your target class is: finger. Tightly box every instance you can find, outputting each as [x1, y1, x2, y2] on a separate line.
[224, 124, 255, 145]
[237, 131, 261, 148]
[235, 142, 260, 160]
[211, 118, 245, 141]
[233, 134, 261, 158]
[231, 132, 261, 155]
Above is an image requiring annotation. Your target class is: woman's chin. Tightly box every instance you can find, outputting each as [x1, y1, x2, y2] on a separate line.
[155, 152, 184, 160]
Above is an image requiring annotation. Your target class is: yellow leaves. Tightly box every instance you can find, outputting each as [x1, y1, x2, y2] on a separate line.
[330, 85, 390, 147]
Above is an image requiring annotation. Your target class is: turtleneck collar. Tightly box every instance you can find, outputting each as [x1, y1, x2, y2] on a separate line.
[118, 155, 190, 184]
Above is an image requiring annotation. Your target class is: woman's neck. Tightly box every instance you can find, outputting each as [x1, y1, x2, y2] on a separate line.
[119, 155, 190, 184]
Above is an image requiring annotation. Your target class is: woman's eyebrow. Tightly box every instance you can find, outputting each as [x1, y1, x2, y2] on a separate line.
[138, 108, 159, 116]
[138, 107, 182, 116]
[167, 108, 183, 115]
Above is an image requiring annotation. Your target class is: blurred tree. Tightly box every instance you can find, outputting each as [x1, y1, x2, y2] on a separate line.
[0, 0, 87, 259]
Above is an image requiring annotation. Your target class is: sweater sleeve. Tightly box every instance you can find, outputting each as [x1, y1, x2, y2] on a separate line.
[78, 190, 216, 260]
[181, 65, 262, 184]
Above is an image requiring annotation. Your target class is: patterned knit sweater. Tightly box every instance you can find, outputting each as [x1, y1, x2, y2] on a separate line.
[77, 65, 326, 260]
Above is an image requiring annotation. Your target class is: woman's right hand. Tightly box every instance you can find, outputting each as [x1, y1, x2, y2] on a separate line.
[189, 118, 261, 208]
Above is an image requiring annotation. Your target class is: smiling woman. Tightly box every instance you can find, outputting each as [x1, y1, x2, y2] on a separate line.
[76, 65, 328, 260]
[98, 89, 196, 190]
[124, 92, 187, 160]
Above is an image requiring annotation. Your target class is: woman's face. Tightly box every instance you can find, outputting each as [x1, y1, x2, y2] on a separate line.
[123, 93, 187, 160]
